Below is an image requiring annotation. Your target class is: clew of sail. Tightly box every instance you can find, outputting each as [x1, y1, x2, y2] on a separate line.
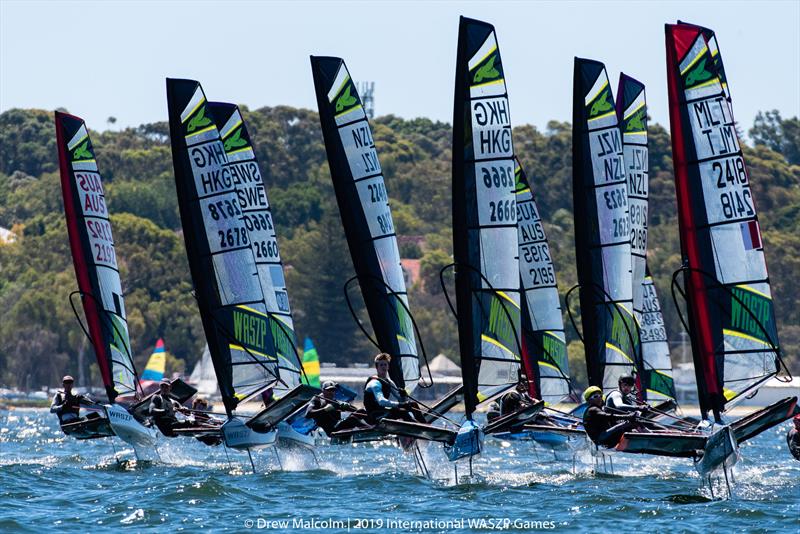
[514, 158, 570, 404]
[666, 24, 781, 420]
[209, 102, 301, 396]
[167, 79, 279, 416]
[572, 58, 641, 394]
[56, 112, 138, 403]
[311, 56, 420, 394]
[452, 17, 522, 417]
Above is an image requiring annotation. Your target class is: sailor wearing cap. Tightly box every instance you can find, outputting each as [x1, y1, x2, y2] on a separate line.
[50, 375, 90, 424]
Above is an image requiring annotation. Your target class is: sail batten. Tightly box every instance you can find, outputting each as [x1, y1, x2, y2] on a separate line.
[453, 17, 522, 417]
[666, 23, 781, 419]
[311, 56, 420, 393]
[56, 112, 138, 403]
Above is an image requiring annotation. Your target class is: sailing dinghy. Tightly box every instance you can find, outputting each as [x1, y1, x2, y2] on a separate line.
[208, 101, 315, 450]
[310, 55, 455, 452]
[622, 22, 799, 479]
[56, 111, 159, 461]
[166, 79, 318, 459]
[448, 16, 527, 462]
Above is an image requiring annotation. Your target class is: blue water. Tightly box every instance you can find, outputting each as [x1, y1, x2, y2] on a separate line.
[1, 408, 798, 532]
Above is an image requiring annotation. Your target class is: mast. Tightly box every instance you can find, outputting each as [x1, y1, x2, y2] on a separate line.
[514, 158, 571, 404]
[55, 112, 139, 404]
[665, 24, 781, 421]
[208, 102, 302, 395]
[166, 78, 279, 416]
[310, 56, 420, 393]
[572, 58, 641, 393]
[452, 17, 522, 418]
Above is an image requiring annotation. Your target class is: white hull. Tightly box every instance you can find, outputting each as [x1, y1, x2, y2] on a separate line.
[105, 403, 159, 461]
[222, 417, 277, 449]
[275, 421, 315, 450]
[695, 424, 738, 478]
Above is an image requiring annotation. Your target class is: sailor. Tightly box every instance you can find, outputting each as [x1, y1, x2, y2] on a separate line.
[787, 414, 800, 461]
[50, 375, 92, 425]
[363, 353, 426, 425]
[486, 400, 501, 422]
[582, 386, 640, 448]
[149, 379, 191, 437]
[305, 381, 357, 436]
[605, 375, 641, 413]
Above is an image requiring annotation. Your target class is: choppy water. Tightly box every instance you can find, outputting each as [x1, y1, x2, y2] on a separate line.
[1, 408, 798, 532]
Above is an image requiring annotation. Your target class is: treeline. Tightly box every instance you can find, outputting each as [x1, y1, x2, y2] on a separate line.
[0, 107, 798, 390]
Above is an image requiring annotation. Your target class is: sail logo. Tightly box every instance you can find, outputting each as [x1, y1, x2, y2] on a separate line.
[223, 127, 248, 152]
[588, 89, 612, 118]
[473, 54, 500, 84]
[335, 84, 358, 114]
[541, 334, 566, 369]
[187, 105, 212, 133]
[233, 309, 268, 352]
[625, 108, 646, 133]
[72, 140, 93, 161]
[269, 318, 294, 361]
[609, 311, 634, 356]
[730, 287, 774, 343]
[684, 57, 713, 88]
[487, 295, 518, 355]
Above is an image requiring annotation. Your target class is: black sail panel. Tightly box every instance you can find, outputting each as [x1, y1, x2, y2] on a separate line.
[310, 57, 420, 392]
[56, 112, 138, 403]
[453, 17, 522, 417]
[572, 58, 641, 393]
[167, 79, 278, 415]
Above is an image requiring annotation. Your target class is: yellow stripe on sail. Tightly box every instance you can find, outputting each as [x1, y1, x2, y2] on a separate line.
[222, 119, 243, 139]
[585, 79, 609, 106]
[605, 342, 634, 363]
[473, 44, 498, 71]
[182, 96, 207, 124]
[723, 388, 737, 401]
[688, 78, 719, 91]
[335, 104, 363, 120]
[722, 328, 771, 347]
[229, 344, 274, 360]
[226, 146, 253, 156]
[471, 78, 505, 90]
[680, 44, 709, 75]
[736, 284, 771, 300]
[184, 125, 216, 139]
[236, 305, 268, 317]
[588, 110, 616, 122]
[623, 101, 645, 120]
[481, 334, 516, 356]
[539, 361, 561, 373]
[495, 291, 520, 308]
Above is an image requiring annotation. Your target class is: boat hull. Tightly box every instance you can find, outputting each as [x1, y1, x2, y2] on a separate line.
[222, 417, 277, 449]
[275, 421, 315, 449]
[105, 403, 159, 461]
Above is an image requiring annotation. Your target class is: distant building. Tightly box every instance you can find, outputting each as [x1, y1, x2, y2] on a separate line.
[401, 258, 421, 288]
[0, 226, 17, 244]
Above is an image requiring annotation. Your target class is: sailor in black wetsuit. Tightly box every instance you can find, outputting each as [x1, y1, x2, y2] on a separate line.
[363, 353, 425, 425]
[582, 386, 640, 448]
[787, 414, 800, 461]
[50, 375, 92, 425]
[149, 379, 192, 437]
[305, 381, 357, 436]
[605, 375, 641, 413]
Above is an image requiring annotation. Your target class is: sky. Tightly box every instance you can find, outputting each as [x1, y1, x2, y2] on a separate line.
[1, 0, 798, 134]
